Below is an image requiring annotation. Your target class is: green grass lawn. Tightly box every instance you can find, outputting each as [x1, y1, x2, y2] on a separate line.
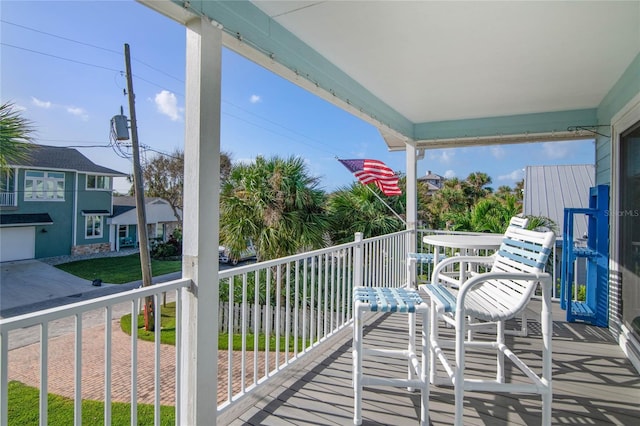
[55, 254, 181, 284]
[120, 302, 302, 351]
[7, 381, 175, 426]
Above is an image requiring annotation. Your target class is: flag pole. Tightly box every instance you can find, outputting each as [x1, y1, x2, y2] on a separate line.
[363, 184, 407, 226]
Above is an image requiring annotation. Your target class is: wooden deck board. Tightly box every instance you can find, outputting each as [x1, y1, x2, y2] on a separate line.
[229, 301, 640, 425]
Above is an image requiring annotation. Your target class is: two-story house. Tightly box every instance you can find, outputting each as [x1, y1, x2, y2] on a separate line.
[0, 144, 126, 262]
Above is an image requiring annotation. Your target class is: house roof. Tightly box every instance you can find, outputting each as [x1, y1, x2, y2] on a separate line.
[142, 1, 640, 150]
[0, 213, 53, 227]
[523, 164, 595, 241]
[112, 205, 136, 217]
[112, 196, 164, 207]
[7, 144, 126, 176]
[418, 171, 444, 182]
[111, 196, 181, 221]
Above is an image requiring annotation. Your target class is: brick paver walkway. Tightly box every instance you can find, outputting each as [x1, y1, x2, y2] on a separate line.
[8, 319, 276, 406]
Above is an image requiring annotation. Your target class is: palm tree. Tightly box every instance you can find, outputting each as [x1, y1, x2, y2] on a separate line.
[464, 171, 493, 206]
[326, 182, 405, 244]
[220, 155, 329, 261]
[0, 102, 34, 170]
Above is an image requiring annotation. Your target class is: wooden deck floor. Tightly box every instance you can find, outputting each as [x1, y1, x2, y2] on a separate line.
[223, 300, 640, 425]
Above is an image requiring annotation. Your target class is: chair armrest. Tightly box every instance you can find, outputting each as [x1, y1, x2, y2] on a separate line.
[430, 255, 494, 285]
[456, 271, 552, 316]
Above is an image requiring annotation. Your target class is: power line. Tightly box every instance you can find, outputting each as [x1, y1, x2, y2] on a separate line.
[4, 33, 351, 160]
[1, 42, 122, 73]
[1, 19, 183, 82]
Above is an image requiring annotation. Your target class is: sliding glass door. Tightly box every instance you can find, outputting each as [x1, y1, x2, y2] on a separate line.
[620, 120, 640, 337]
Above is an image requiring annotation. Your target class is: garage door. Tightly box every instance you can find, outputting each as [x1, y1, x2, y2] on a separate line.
[0, 227, 35, 262]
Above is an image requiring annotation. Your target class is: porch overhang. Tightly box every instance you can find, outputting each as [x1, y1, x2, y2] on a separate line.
[0, 213, 53, 227]
[140, 0, 639, 151]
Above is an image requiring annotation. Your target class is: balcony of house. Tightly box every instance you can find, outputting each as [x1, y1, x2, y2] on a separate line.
[0, 192, 16, 207]
[1, 230, 638, 425]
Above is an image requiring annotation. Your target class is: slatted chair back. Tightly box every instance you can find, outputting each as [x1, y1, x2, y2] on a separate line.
[463, 226, 555, 322]
[508, 216, 529, 228]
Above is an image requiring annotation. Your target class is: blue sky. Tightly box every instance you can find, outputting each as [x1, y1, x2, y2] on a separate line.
[1, 1, 595, 194]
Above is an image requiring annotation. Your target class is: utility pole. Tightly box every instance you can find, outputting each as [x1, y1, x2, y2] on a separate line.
[124, 43, 155, 331]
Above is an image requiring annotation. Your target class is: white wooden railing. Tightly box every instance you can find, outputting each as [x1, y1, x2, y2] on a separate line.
[0, 279, 190, 426]
[216, 230, 409, 412]
[0, 230, 410, 425]
[0, 192, 15, 207]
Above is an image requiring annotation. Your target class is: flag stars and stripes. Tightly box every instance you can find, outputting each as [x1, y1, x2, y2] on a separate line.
[338, 158, 402, 196]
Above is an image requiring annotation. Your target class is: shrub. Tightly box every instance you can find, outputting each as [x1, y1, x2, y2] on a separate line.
[151, 228, 182, 259]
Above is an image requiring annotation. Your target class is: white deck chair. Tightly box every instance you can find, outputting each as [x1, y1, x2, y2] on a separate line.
[420, 225, 555, 425]
[467, 216, 535, 337]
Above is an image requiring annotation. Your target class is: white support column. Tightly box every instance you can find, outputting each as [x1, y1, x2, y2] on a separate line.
[181, 16, 221, 425]
[405, 143, 418, 253]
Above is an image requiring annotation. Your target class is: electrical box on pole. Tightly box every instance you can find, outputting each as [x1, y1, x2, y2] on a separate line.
[110, 113, 130, 141]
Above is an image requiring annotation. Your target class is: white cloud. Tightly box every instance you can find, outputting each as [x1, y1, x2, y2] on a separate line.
[14, 104, 27, 112]
[498, 169, 525, 181]
[428, 149, 455, 165]
[542, 141, 572, 160]
[444, 169, 456, 178]
[154, 90, 182, 121]
[491, 146, 506, 159]
[250, 94, 261, 104]
[66, 106, 89, 121]
[31, 97, 52, 109]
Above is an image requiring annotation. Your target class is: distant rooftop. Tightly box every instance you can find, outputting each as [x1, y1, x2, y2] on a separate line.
[523, 164, 595, 241]
[7, 144, 126, 176]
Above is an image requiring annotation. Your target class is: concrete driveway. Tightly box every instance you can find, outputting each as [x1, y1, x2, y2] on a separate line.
[0, 260, 138, 318]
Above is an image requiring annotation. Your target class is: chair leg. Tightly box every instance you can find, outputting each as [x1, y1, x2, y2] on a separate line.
[408, 311, 416, 391]
[542, 282, 553, 425]
[421, 309, 430, 426]
[496, 320, 505, 384]
[429, 300, 438, 384]
[454, 310, 466, 426]
[353, 305, 363, 425]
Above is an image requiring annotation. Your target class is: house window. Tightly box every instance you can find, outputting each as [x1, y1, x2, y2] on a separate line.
[24, 170, 65, 201]
[85, 215, 103, 238]
[118, 225, 128, 238]
[87, 175, 108, 190]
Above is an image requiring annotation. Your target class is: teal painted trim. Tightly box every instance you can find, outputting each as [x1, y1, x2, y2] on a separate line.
[177, 0, 413, 136]
[597, 52, 640, 124]
[595, 52, 640, 186]
[595, 136, 611, 185]
[414, 109, 597, 141]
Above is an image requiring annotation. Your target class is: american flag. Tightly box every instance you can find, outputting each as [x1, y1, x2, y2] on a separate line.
[338, 159, 402, 196]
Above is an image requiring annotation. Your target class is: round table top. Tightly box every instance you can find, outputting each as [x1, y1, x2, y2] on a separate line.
[422, 233, 504, 250]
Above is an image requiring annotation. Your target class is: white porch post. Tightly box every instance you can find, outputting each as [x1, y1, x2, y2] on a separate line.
[405, 143, 418, 252]
[181, 16, 221, 425]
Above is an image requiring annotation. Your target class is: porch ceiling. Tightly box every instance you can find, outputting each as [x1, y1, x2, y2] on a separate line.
[141, 1, 640, 149]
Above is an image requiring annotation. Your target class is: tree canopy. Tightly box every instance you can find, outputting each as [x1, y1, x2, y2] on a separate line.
[141, 149, 232, 221]
[0, 102, 34, 171]
[220, 156, 329, 261]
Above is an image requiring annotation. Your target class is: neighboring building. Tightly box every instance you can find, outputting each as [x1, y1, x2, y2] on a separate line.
[523, 164, 596, 285]
[0, 144, 126, 262]
[417, 170, 445, 193]
[523, 164, 595, 240]
[108, 196, 182, 252]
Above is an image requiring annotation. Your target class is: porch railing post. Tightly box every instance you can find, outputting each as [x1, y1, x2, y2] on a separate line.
[181, 15, 222, 425]
[354, 232, 364, 287]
